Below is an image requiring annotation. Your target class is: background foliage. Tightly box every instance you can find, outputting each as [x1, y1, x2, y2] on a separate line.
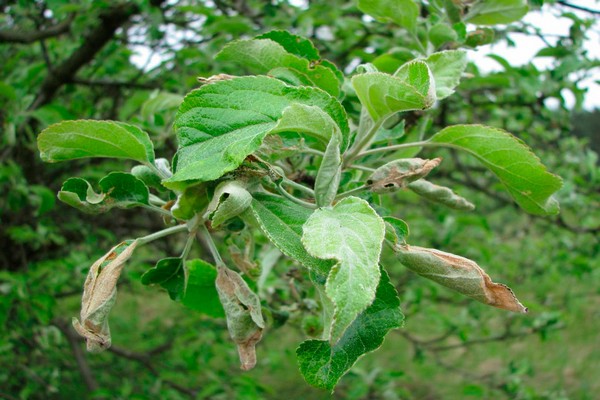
[1, 0, 599, 399]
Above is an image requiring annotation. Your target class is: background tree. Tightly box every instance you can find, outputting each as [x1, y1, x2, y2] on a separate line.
[1, 0, 598, 398]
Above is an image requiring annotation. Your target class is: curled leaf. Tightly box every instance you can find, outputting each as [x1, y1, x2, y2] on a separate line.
[205, 181, 252, 227]
[408, 179, 475, 210]
[215, 266, 265, 370]
[395, 245, 527, 313]
[367, 157, 441, 193]
[72, 240, 138, 352]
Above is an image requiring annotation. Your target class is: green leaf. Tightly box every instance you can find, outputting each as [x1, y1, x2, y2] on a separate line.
[38, 120, 155, 164]
[216, 265, 264, 370]
[247, 193, 333, 274]
[131, 164, 164, 191]
[297, 266, 403, 390]
[352, 65, 435, 123]
[141, 258, 225, 318]
[394, 245, 527, 313]
[466, 0, 529, 26]
[216, 38, 341, 96]
[171, 185, 209, 220]
[256, 30, 320, 61]
[408, 179, 475, 210]
[428, 125, 563, 215]
[164, 76, 348, 190]
[314, 132, 342, 207]
[358, 0, 420, 32]
[429, 23, 458, 48]
[141, 92, 183, 123]
[205, 180, 252, 227]
[270, 103, 344, 147]
[302, 197, 385, 342]
[183, 259, 225, 318]
[58, 173, 149, 214]
[383, 216, 410, 244]
[423, 50, 467, 99]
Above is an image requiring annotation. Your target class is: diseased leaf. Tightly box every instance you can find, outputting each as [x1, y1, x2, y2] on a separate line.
[367, 158, 441, 193]
[466, 0, 528, 25]
[247, 193, 333, 274]
[395, 244, 528, 313]
[428, 125, 563, 215]
[58, 173, 149, 214]
[352, 68, 435, 123]
[205, 181, 252, 227]
[358, 0, 420, 32]
[297, 266, 403, 390]
[408, 179, 475, 210]
[38, 120, 155, 164]
[141, 258, 224, 318]
[72, 240, 138, 352]
[423, 50, 467, 99]
[216, 38, 341, 96]
[216, 266, 265, 370]
[314, 132, 342, 207]
[164, 76, 348, 190]
[302, 197, 385, 343]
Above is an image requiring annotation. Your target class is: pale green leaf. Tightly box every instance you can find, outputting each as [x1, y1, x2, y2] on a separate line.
[466, 0, 529, 25]
[408, 179, 475, 210]
[270, 103, 343, 146]
[141, 92, 183, 122]
[358, 0, 420, 32]
[297, 266, 403, 390]
[256, 30, 320, 61]
[428, 125, 563, 215]
[395, 245, 527, 313]
[216, 38, 341, 96]
[164, 76, 348, 190]
[423, 50, 467, 99]
[352, 68, 436, 123]
[314, 132, 342, 207]
[38, 120, 155, 164]
[302, 197, 385, 343]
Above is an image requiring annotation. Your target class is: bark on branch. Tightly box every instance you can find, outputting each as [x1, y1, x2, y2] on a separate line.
[29, 3, 140, 110]
[0, 16, 73, 44]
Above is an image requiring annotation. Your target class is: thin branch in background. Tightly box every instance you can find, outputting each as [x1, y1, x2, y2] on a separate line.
[69, 78, 160, 90]
[557, 1, 600, 15]
[53, 319, 98, 392]
[0, 15, 73, 44]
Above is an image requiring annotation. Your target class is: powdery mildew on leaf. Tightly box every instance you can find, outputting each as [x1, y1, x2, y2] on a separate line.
[72, 240, 138, 352]
[395, 245, 527, 313]
[302, 197, 385, 343]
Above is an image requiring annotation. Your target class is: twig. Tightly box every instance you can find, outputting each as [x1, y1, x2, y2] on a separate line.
[54, 319, 98, 391]
[0, 16, 73, 44]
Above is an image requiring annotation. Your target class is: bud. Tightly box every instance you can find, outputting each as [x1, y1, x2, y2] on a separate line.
[72, 240, 138, 352]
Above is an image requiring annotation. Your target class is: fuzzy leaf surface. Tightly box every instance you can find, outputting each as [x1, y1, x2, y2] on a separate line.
[302, 197, 385, 343]
[165, 76, 347, 190]
[297, 266, 403, 390]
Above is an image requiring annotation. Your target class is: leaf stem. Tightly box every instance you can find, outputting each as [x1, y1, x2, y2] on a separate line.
[141, 204, 172, 218]
[300, 147, 325, 157]
[335, 185, 368, 200]
[198, 224, 225, 267]
[276, 183, 318, 209]
[357, 140, 430, 158]
[148, 194, 166, 206]
[344, 118, 385, 165]
[137, 224, 188, 245]
[280, 177, 315, 197]
[348, 164, 375, 173]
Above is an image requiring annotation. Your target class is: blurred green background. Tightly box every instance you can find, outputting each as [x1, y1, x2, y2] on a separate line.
[1, 0, 598, 399]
